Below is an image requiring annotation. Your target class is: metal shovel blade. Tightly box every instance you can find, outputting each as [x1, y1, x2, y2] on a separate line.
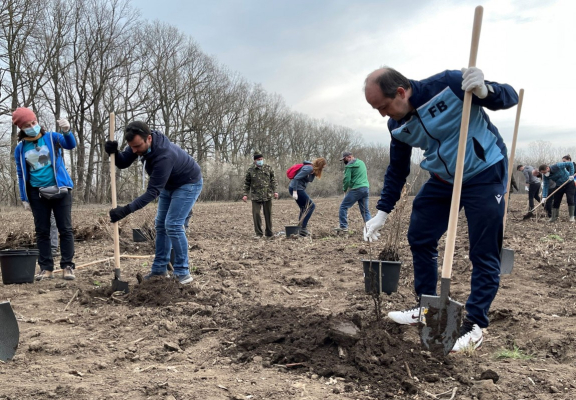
[420, 279, 463, 355]
[0, 301, 20, 361]
[111, 268, 129, 294]
[500, 247, 514, 275]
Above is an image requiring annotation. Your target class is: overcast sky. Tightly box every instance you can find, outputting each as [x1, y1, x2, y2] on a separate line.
[134, 0, 575, 152]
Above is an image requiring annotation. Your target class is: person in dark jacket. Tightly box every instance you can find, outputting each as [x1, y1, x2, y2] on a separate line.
[13, 107, 77, 281]
[539, 162, 575, 222]
[288, 158, 326, 237]
[337, 151, 371, 232]
[104, 121, 203, 284]
[242, 152, 278, 239]
[363, 66, 518, 352]
[517, 165, 541, 211]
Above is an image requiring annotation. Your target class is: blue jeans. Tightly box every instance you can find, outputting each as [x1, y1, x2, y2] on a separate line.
[408, 161, 506, 328]
[288, 188, 315, 229]
[339, 187, 371, 228]
[151, 180, 203, 276]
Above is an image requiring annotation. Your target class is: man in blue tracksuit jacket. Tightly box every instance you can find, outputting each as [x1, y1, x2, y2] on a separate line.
[363, 67, 518, 352]
[104, 121, 203, 284]
[538, 161, 575, 222]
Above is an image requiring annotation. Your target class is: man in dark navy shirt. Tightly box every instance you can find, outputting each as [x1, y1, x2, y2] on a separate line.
[105, 121, 203, 284]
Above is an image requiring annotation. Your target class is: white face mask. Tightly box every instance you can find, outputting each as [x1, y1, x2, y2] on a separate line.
[544, 172, 550, 177]
[256, 160, 264, 166]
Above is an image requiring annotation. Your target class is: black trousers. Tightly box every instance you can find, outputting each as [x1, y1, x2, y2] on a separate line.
[27, 186, 75, 271]
[528, 182, 541, 210]
[552, 182, 575, 208]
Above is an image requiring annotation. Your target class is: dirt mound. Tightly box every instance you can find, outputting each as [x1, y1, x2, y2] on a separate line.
[226, 304, 454, 396]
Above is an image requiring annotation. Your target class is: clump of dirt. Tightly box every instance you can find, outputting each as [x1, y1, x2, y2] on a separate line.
[2, 230, 35, 249]
[126, 278, 197, 306]
[287, 276, 320, 287]
[226, 304, 454, 396]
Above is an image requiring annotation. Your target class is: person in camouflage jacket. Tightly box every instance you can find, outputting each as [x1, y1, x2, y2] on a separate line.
[242, 152, 278, 238]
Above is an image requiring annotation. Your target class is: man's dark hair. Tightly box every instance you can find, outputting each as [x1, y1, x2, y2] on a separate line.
[538, 164, 549, 172]
[516, 164, 523, 171]
[125, 121, 151, 142]
[562, 154, 571, 161]
[373, 67, 411, 98]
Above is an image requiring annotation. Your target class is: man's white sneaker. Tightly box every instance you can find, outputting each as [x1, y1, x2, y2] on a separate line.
[387, 306, 423, 325]
[451, 319, 483, 353]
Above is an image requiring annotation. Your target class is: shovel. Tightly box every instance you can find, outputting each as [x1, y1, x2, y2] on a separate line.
[420, 6, 483, 356]
[109, 112, 129, 294]
[523, 179, 571, 217]
[0, 301, 19, 361]
[500, 88, 525, 275]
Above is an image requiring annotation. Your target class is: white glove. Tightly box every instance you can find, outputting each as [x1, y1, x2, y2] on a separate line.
[292, 191, 298, 200]
[363, 210, 388, 242]
[525, 185, 529, 191]
[541, 197, 547, 204]
[57, 118, 70, 133]
[461, 67, 488, 99]
[569, 176, 575, 181]
[22, 201, 30, 211]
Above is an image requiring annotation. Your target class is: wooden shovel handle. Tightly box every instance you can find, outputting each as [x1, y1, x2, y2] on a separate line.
[441, 6, 483, 280]
[109, 112, 121, 271]
[503, 88, 525, 230]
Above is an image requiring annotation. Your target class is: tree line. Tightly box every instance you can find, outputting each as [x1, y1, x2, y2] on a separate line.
[0, 0, 573, 206]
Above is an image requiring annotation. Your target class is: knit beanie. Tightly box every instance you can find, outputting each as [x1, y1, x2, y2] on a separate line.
[12, 108, 37, 129]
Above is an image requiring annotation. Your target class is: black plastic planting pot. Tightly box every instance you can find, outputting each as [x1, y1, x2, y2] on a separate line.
[285, 226, 301, 237]
[362, 259, 402, 295]
[0, 249, 39, 284]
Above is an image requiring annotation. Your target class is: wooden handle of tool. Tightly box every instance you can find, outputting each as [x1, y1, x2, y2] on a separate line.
[528, 178, 572, 213]
[441, 6, 483, 280]
[109, 112, 121, 271]
[503, 88, 525, 230]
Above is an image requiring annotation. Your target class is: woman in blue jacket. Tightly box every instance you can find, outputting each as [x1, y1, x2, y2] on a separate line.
[288, 158, 326, 236]
[13, 108, 77, 281]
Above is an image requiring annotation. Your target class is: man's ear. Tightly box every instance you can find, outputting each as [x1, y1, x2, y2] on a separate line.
[397, 87, 407, 98]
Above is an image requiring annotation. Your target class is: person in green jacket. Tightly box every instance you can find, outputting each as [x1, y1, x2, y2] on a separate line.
[336, 151, 371, 232]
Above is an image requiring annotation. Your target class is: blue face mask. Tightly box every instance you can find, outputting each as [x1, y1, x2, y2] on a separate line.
[24, 124, 41, 137]
[256, 160, 264, 166]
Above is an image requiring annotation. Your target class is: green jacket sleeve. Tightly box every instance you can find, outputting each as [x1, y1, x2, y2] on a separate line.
[342, 167, 351, 192]
[243, 169, 252, 196]
[270, 167, 277, 192]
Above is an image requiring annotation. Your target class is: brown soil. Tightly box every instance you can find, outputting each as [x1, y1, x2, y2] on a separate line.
[1, 196, 575, 399]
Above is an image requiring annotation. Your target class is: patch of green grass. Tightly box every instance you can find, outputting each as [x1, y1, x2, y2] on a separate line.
[494, 344, 533, 360]
[93, 280, 101, 286]
[541, 234, 564, 242]
[141, 262, 149, 267]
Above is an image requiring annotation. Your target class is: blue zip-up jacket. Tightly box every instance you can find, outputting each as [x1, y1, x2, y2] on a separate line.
[289, 164, 315, 191]
[15, 131, 76, 202]
[377, 70, 518, 213]
[542, 162, 574, 198]
[115, 130, 202, 213]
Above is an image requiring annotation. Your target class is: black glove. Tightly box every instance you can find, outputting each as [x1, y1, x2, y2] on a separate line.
[104, 140, 119, 155]
[109, 205, 131, 223]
